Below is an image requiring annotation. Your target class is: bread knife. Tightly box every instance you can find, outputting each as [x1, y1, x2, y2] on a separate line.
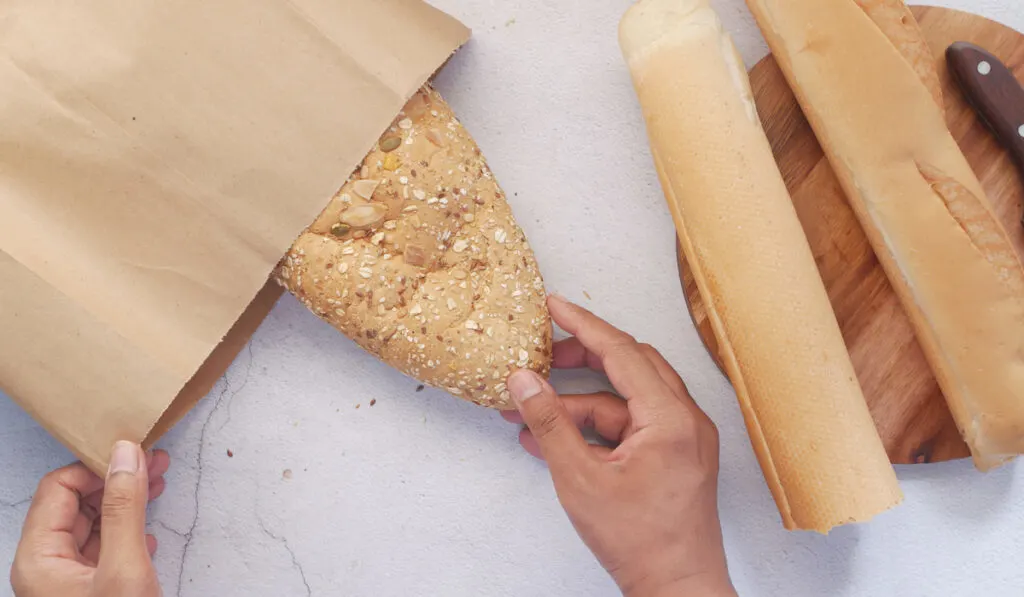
[946, 41, 1024, 224]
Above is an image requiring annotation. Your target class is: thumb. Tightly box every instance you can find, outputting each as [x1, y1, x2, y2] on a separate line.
[508, 370, 594, 472]
[98, 441, 152, 567]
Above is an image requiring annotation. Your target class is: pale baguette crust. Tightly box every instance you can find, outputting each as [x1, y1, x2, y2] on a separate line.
[620, 0, 902, 532]
[853, 0, 943, 108]
[746, 0, 1024, 469]
[277, 87, 552, 409]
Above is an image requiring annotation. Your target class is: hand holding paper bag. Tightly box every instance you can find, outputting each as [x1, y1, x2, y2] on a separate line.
[11, 443, 169, 597]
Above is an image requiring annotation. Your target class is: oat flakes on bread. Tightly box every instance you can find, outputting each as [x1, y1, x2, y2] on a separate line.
[276, 86, 552, 409]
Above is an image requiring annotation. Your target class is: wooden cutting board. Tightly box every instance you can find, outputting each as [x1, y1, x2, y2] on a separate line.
[678, 6, 1024, 465]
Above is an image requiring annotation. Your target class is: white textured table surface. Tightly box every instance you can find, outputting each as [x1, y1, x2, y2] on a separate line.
[2, 1, 1023, 596]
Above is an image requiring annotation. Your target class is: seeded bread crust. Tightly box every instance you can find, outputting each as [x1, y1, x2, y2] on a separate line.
[276, 86, 552, 409]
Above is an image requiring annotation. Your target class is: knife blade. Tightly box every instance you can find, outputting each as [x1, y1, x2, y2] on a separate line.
[946, 41, 1024, 224]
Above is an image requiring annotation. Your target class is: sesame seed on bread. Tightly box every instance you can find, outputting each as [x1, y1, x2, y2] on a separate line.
[276, 85, 552, 408]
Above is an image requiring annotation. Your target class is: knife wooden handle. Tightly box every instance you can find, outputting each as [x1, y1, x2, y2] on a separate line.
[946, 42, 1024, 176]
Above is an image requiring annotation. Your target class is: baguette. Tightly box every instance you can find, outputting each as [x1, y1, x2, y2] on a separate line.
[277, 86, 552, 409]
[745, 0, 1024, 469]
[619, 0, 902, 532]
[853, 0, 943, 108]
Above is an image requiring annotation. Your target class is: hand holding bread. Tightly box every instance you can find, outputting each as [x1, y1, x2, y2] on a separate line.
[501, 296, 738, 597]
[282, 0, 1021, 536]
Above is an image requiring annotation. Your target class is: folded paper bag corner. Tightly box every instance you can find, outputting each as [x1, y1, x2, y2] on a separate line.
[0, 0, 470, 476]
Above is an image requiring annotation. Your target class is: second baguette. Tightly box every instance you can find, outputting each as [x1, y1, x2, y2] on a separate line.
[853, 0, 943, 108]
[620, 0, 902, 532]
[745, 0, 1024, 469]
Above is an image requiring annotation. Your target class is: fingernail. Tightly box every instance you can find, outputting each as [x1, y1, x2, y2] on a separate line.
[108, 441, 139, 476]
[508, 370, 544, 403]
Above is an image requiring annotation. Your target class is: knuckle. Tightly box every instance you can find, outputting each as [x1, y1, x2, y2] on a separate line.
[10, 552, 50, 596]
[666, 409, 714, 443]
[606, 336, 639, 359]
[80, 501, 100, 522]
[102, 486, 138, 517]
[592, 391, 625, 411]
[36, 470, 61, 493]
[674, 412, 702, 439]
[671, 413, 721, 462]
[616, 331, 638, 346]
[98, 568, 156, 596]
[705, 416, 721, 442]
[530, 406, 564, 440]
[698, 412, 719, 437]
[675, 377, 694, 398]
[10, 557, 29, 594]
[119, 570, 150, 587]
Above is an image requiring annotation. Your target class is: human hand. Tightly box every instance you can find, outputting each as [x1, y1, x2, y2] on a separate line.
[503, 295, 736, 597]
[11, 442, 169, 597]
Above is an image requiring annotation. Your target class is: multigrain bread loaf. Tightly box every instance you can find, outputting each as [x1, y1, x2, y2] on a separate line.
[619, 0, 902, 532]
[745, 0, 1024, 469]
[277, 86, 552, 409]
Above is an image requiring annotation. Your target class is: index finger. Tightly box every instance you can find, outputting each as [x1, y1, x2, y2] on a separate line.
[547, 295, 680, 419]
[556, 334, 699, 411]
[21, 463, 104, 550]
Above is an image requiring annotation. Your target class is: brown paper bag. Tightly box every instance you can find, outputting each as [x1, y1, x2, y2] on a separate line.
[0, 0, 469, 474]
